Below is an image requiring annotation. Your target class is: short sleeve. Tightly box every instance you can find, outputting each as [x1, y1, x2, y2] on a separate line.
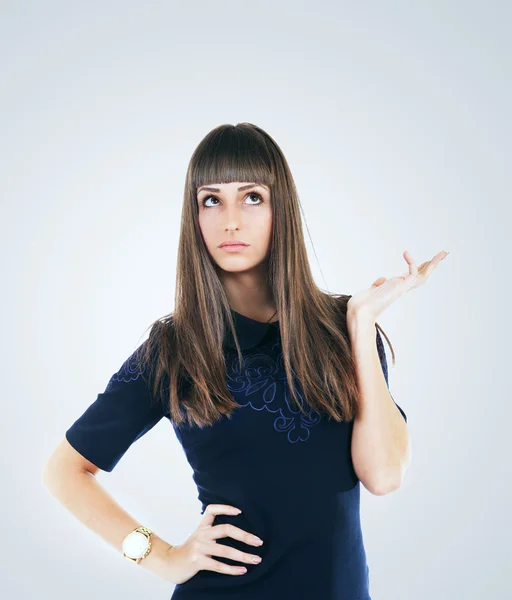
[376, 328, 408, 423]
[65, 341, 165, 472]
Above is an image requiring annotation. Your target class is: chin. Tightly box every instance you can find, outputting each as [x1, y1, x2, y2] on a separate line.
[216, 258, 264, 274]
[218, 264, 255, 274]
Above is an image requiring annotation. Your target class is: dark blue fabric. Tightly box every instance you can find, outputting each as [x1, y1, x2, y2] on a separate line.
[65, 342, 164, 473]
[65, 310, 407, 599]
[376, 328, 407, 423]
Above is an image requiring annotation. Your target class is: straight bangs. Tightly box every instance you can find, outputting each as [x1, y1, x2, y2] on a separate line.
[189, 124, 277, 193]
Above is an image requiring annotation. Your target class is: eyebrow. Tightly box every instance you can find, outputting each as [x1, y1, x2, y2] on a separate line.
[197, 183, 268, 193]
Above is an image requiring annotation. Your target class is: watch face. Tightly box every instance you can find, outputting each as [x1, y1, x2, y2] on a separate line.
[122, 531, 149, 559]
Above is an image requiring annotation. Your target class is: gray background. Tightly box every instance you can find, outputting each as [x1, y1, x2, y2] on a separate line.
[2, 1, 510, 598]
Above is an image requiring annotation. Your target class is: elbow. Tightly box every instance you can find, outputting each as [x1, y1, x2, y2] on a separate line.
[361, 442, 412, 496]
[364, 468, 405, 496]
[42, 462, 60, 498]
[41, 448, 92, 498]
[41, 454, 55, 489]
[369, 479, 402, 496]
[43, 438, 101, 494]
[41, 455, 64, 494]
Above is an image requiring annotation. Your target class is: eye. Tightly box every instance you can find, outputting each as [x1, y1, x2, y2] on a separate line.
[201, 192, 264, 208]
[201, 195, 219, 208]
[245, 192, 264, 205]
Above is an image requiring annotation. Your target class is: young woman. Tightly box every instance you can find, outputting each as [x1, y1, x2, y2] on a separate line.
[44, 122, 447, 599]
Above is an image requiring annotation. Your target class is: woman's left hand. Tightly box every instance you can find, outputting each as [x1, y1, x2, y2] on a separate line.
[347, 249, 449, 323]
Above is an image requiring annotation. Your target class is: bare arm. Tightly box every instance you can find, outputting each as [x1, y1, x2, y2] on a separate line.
[348, 310, 411, 495]
[42, 437, 174, 582]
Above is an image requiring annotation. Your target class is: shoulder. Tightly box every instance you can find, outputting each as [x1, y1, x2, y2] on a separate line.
[105, 342, 148, 392]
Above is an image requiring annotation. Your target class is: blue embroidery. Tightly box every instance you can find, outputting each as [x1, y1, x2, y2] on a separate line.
[105, 347, 145, 393]
[225, 344, 322, 443]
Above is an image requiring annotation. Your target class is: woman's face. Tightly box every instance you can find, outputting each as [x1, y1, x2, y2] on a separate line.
[197, 181, 272, 273]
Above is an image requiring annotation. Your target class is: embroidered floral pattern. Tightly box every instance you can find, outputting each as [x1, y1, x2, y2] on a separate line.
[105, 346, 146, 393]
[225, 343, 322, 443]
[224, 327, 394, 441]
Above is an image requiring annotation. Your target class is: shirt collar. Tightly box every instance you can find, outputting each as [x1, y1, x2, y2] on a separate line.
[224, 310, 280, 351]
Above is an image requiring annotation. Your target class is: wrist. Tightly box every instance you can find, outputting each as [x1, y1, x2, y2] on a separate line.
[346, 307, 375, 336]
[136, 534, 175, 579]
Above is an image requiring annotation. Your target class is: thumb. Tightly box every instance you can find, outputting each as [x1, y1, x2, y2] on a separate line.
[371, 276, 387, 287]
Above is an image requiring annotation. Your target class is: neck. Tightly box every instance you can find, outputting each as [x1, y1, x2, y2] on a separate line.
[219, 267, 276, 322]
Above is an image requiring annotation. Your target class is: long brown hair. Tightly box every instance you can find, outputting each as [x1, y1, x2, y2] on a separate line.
[137, 122, 395, 428]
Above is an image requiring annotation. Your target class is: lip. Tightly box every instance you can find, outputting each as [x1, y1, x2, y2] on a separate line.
[219, 241, 250, 248]
[219, 243, 250, 253]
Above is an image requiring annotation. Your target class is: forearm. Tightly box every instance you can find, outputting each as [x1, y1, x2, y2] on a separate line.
[347, 309, 410, 494]
[42, 464, 173, 581]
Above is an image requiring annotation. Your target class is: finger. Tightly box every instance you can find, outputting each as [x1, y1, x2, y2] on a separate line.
[209, 523, 264, 547]
[371, 276, 387, 287]
[418, 261, 437, 279]
[199, 504, 242, 528]
[417, 253, 445, 281]
[417, 260, 430, 273]
[392, 274, 410, 283]
[431, 251, 448, 266]
[201, 556, 248, 576]
[204, 540, 262, 565]
[418, 252, 446, 275]
[403, 250, 418, 277]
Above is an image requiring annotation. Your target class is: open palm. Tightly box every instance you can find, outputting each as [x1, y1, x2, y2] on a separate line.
[347, 249, 449, 322]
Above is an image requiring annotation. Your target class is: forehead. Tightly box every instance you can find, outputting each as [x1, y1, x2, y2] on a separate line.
[197, 182, 269, 193]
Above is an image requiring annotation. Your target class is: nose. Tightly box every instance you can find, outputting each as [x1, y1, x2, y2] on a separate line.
[224, 203, 243, 231]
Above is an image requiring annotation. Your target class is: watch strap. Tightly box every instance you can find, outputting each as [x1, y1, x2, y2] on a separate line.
[123, 526, 154, 564]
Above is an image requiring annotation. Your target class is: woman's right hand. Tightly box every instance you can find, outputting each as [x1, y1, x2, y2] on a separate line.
[164, 504, 264, 585]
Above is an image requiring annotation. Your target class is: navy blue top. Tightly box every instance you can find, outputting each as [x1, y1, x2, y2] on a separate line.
[65, 309, 407, 600]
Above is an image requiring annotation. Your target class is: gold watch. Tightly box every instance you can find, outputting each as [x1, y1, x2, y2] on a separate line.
[122, 526, 154, 564]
